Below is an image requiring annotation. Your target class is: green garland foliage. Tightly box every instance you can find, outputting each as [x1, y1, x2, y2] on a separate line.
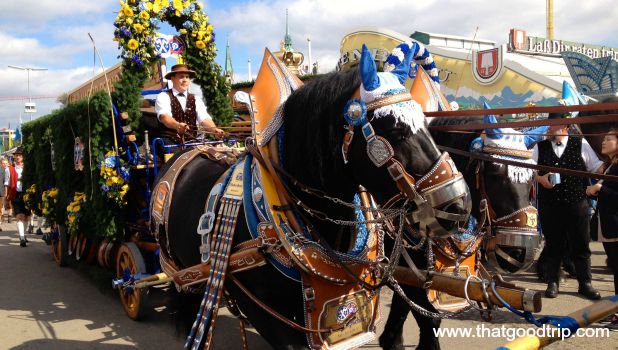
[22, 92, 126, 241]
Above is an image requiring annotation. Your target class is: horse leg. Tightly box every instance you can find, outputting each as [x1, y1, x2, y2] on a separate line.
[408, 287, 441, 350]
[379, 292, 407, 350]
[380, 285, 441, 350]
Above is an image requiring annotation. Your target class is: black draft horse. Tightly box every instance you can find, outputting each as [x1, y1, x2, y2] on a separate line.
[155, 46, 470, 350]
[378, 113, 544, 350]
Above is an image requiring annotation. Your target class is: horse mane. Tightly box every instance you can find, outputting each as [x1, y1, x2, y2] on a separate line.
[282, 68, 360, 194]
[429, 116, 481, 169]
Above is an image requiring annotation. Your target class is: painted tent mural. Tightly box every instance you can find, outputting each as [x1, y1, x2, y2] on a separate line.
[339, 28, 565, 109]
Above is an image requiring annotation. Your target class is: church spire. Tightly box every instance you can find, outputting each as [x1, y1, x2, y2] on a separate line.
[224, 35, 234, 83]
[283, 8, 293, 52]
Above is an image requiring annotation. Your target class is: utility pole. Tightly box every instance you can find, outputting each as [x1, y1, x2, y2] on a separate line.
[8, 65, 48, 122]
[546, 0, 554, 40]
[247, 58, 253, 82]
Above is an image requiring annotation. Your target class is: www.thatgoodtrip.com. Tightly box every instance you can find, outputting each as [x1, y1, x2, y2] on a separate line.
[434, 323, 610, 341]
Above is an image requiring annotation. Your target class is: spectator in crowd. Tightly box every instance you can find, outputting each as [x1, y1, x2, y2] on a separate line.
[533, 112, 604, 300]
[0, 157, 5, 230]
[3, 157, 14, 222]
[586, 126, 618, 328]
[5, 147, 30, 247]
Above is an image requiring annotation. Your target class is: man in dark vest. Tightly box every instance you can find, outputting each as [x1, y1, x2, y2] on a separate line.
[533, 112, 604, 299]
[155, 64, 224, 147]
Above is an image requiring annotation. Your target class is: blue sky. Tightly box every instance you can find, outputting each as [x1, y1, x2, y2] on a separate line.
[1, 0, 617, 129]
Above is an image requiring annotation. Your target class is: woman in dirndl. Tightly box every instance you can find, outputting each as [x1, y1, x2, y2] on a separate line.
[586, 126, 618, 329]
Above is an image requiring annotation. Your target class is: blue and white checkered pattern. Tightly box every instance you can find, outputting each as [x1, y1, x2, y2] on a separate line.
[383, 41, 440, 83]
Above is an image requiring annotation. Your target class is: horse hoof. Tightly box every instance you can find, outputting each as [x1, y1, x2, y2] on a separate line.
[378, 333, 404, 350]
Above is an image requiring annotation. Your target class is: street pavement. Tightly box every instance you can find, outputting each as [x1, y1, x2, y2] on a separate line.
[1, 222, 616, 349]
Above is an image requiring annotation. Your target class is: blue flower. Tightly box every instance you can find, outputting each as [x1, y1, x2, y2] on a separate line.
[138, 2, 147, 11]
[120, 26, 131, 37]
[119, 167, 131, 180]
[132, 54, 144, 67]
[102, 184, 110, 192]
[104, 156, 116, 168]
[183, 20, 193, 29]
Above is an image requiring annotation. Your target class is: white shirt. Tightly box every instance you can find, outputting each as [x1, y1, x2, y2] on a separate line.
[154, 88, 212, 125]
[532, 136, 603, 173]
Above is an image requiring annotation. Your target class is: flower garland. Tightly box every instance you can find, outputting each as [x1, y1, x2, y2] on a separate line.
[23, 184, 38, 211]
[113, 0, 216, 69]
[99, 151, 131, 206]
[41, 187, 59, 223]
[66, 192, 87, 235]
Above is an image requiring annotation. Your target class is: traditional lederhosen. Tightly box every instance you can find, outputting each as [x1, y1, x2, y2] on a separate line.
[537, 137, 592, 284]
[160, 91, 198, 144]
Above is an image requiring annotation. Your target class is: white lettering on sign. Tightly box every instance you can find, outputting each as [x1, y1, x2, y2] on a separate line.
[522, 36, 618, 60]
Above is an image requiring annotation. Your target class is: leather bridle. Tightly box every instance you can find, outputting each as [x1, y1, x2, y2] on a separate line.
[473, 152, 540, 272]
[342, 91, 471, 238]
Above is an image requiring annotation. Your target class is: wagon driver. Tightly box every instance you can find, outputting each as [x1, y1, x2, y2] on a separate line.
[155, 64, 224, 146]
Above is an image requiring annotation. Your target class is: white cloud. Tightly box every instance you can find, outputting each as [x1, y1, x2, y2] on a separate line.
[0, 31, 78, 66]
[0, 0, 118, 32]
[0, 66, 104, 127]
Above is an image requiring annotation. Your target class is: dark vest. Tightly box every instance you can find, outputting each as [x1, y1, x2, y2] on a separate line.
[160, 91, 198, 143]
[537, 137, 587, 203]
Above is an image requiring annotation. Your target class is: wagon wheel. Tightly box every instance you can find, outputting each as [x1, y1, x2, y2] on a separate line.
[51, 225, 68, 267]
[116, 242, 148, 320]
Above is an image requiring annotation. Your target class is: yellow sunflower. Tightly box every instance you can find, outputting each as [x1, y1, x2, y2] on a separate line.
[133, 23, 144, 33]
[196, 40, 206, 49]
[122, 6, 134, 17]
[139, 11, 150, 20]
[127, 39, 139, 50]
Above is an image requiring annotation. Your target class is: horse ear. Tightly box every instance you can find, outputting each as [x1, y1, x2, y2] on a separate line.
[360, 44, 380, 91]
[390, 42, 414, 84]
[483, 101, 503, 139]
[524, 126, 549, 148]
[561, 80, 586, 117]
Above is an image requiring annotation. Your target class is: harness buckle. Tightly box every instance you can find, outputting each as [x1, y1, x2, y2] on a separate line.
[479, 199, 488, 213]
[260, 237, 282, 254]
[303, 287, 316, 302]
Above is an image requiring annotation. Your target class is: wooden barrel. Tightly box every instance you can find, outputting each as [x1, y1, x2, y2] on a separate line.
[104, 241, 120, 269]
[85, 238, 100, 265]
[97, 239, 109, 268]
[68, 234, 79, 256]
[75, 234, 88, 261]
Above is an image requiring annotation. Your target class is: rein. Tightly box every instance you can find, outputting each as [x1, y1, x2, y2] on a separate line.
[439, 145, 618, 183]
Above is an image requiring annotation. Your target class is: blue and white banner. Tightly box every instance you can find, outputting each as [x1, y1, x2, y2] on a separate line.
[154, 33, 184, 59]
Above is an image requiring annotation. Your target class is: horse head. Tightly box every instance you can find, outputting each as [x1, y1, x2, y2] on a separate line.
[475, 103, 542, 273]
[344, 45, 471, 237]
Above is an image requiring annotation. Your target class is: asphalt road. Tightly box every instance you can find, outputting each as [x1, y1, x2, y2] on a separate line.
[1, 222, 616, 349]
